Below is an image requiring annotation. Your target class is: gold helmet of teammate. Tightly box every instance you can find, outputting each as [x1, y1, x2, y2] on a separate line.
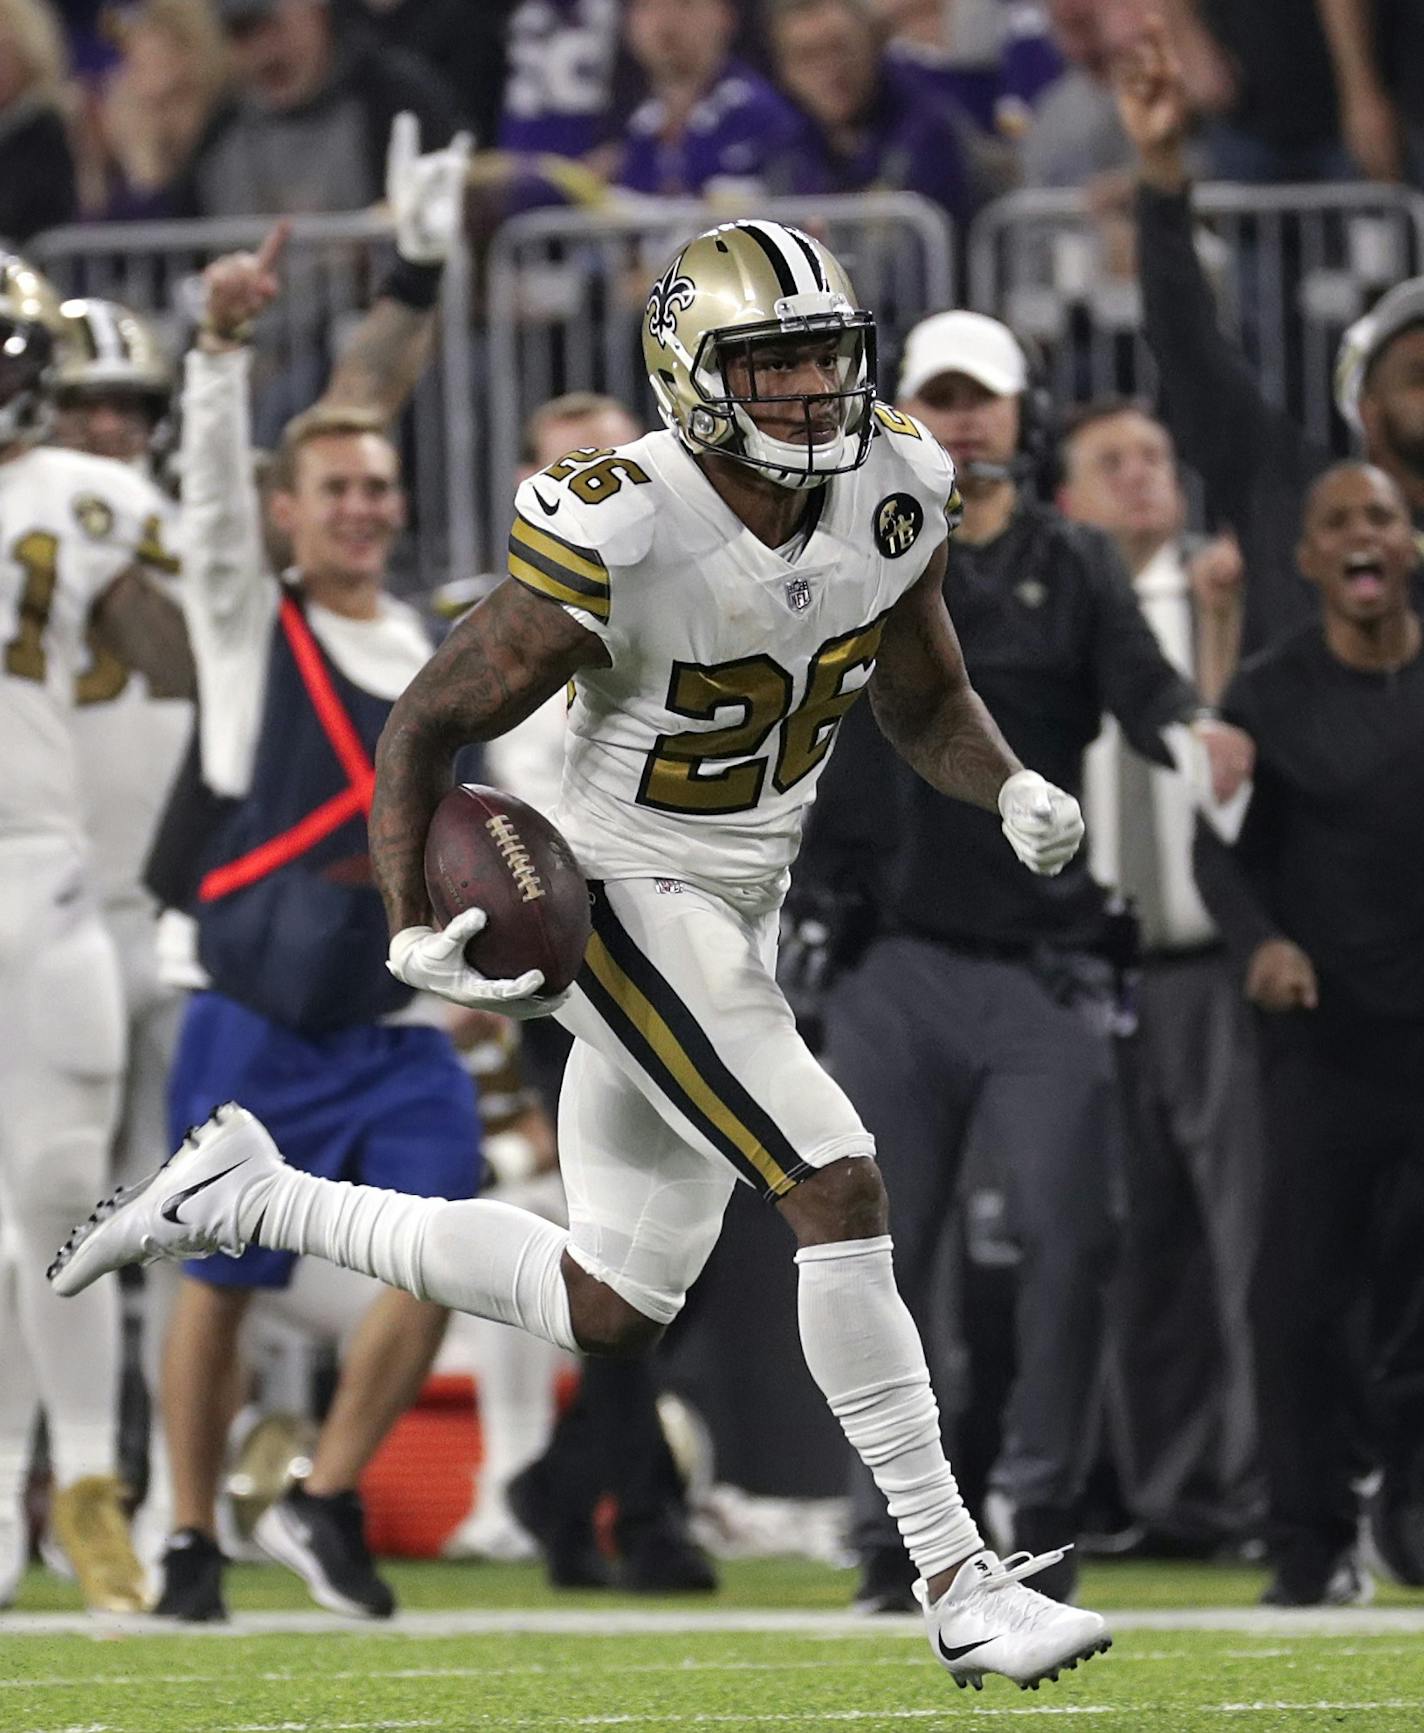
[642, 220, 876, 492]
[55, 298, 175, 454]
[0, 251, 75, 446]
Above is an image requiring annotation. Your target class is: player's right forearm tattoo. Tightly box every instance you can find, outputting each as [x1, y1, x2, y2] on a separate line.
[371, 578, 605, 935]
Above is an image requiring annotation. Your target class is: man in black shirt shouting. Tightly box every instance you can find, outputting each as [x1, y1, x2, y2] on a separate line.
[1117, 15, 1424, 656]
[1196, 462, 1424, 1605]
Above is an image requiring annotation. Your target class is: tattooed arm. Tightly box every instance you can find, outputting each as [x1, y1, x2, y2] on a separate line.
[869, 541, 1020, 809]
[371, 579, 608, 933]
[91, 565, 195, 699]
[319, 296, 436, 424]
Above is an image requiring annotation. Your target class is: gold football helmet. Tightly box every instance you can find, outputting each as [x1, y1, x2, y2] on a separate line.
[56, 299, 175, 463]
[0, 251, 75, 446]
[56, 298, 174, 410]
[642, 220, 876, 491]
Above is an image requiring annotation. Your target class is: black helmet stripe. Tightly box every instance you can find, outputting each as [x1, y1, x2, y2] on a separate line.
[735, 222, 799, 297]
[783, 226, 828, 290]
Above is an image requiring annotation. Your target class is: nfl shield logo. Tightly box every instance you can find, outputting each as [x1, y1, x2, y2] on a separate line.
[785, 575, 812, 612]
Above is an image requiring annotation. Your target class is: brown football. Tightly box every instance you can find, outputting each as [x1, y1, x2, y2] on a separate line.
[424, 784, 591, 996]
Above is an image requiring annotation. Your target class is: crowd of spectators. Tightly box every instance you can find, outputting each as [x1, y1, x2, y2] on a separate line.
[1, 0, 1421, 245]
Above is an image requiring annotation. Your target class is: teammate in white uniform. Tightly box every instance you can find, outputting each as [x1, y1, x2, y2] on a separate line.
[58, 300, 190, 1183]
[0, 255, 192, 1613]
[50, 300, 192, 1569]
[53, 222, 1109, 1690]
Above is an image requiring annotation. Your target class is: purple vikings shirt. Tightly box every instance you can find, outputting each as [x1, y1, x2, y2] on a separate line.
[616, 59, 809, 197]
[779, 59, 978, 222]
[498, 0, 620, 159]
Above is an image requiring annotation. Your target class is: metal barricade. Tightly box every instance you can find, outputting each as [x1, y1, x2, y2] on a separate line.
[967, 181, 1424, 454]
[482, 194, 955, 541]
[30, 213, 478, 598]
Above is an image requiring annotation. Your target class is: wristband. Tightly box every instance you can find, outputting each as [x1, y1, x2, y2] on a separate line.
[379, 255, 444, 310]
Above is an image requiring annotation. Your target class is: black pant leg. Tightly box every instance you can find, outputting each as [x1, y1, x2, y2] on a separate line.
[1251, 1013, 1378, 1561]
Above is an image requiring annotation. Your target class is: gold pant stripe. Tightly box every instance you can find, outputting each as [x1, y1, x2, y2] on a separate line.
[583, 930, 797, 1196]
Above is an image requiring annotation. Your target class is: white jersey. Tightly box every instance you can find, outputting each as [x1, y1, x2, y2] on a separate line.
[509, 412, 957, 897]
[0, 446, 160, 851]
[71, 485, 190, 909]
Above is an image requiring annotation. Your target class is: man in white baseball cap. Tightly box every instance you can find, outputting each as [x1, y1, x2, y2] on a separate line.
[896, 311, 1040, 551]
[898, 309, 1032, 404]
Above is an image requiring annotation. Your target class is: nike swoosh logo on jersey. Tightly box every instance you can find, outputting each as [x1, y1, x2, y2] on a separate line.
[160, 1164, 246, 1225]
[532, 487, 561, 516]
[937, 1635, 992, 1664]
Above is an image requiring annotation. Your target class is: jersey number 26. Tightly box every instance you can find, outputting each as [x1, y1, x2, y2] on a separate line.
[637, 614, 887, 815]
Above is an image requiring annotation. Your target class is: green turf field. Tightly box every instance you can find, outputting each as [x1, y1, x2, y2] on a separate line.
[4, 1558, 1423, 1733]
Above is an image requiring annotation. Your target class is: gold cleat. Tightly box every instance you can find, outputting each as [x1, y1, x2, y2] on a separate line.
[50, 1474, 148, 1613]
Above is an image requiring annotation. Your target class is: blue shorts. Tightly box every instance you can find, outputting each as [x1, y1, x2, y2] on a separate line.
[168, 991, 480, 1289]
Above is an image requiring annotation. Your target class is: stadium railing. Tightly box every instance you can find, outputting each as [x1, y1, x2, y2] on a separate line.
[967, 180, 1424, 453]
[30, 212, 478, 598]
[43, 185, 1416, 580]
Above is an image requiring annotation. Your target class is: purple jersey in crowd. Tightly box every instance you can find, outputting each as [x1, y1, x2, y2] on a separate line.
[778, 58, 978, 222]
[498, 0, 620, 159]
[616, 59, 808, 197]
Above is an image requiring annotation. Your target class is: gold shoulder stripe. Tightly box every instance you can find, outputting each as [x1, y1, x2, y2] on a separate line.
[509, 514, 610, 620]
[137, 529, 180, 575]
[511, 513, 608, 587]
[509, 554, 611, 622]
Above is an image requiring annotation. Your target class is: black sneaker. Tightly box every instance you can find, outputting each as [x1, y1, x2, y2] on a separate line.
[852, 1545, 918, 1614]
[1260, 1543, 1373, 1607]
[254, 1485, 394, 1618]
[153, 1528, 226, 1622]
[617, 1519, 719, 1593]
[1370, 1461, 1424, 1587]
[507, 1462, 612, 1589]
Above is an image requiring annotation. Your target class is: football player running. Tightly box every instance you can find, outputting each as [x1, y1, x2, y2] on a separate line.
[0, 256, 192, 1613]
[51, 222, 1109, 1688]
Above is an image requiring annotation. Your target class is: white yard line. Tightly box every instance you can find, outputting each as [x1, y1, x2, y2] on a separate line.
[4, 1605, 1424, 1640]
[15, 1705, 1424, 1733]
[8, 1644, 1424, 1693]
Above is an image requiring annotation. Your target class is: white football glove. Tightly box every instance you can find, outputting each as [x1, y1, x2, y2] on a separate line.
[997, 768, 1085, 876]
[387, 909, 567, 1018]
[385, 111, 473, 264]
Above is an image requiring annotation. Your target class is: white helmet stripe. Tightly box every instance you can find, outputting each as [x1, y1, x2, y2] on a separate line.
[82, 299, 126, 364]
[780, 225, 829, 292]
[738, 221, 823, 298]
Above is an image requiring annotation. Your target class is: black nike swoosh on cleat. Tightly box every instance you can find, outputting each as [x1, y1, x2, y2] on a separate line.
[160, 1164, 247, 1226]
[532, 487, 561, 516]
[938, 1636, 992, 1664]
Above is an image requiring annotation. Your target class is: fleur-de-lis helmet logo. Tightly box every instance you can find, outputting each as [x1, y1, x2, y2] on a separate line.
[647, 256, 697, 347]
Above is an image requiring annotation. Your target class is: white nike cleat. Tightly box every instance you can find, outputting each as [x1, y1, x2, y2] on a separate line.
[915, 1546, 1111, 1692]
[48, 1104, 284, 1297]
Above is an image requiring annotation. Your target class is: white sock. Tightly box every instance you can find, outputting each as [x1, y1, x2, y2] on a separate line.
[0, 1253, 38, 1506]
[796, 1235, 982, 1581]
[7, 1147, 120, 1484]
[248, 1172, 578, 1353]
